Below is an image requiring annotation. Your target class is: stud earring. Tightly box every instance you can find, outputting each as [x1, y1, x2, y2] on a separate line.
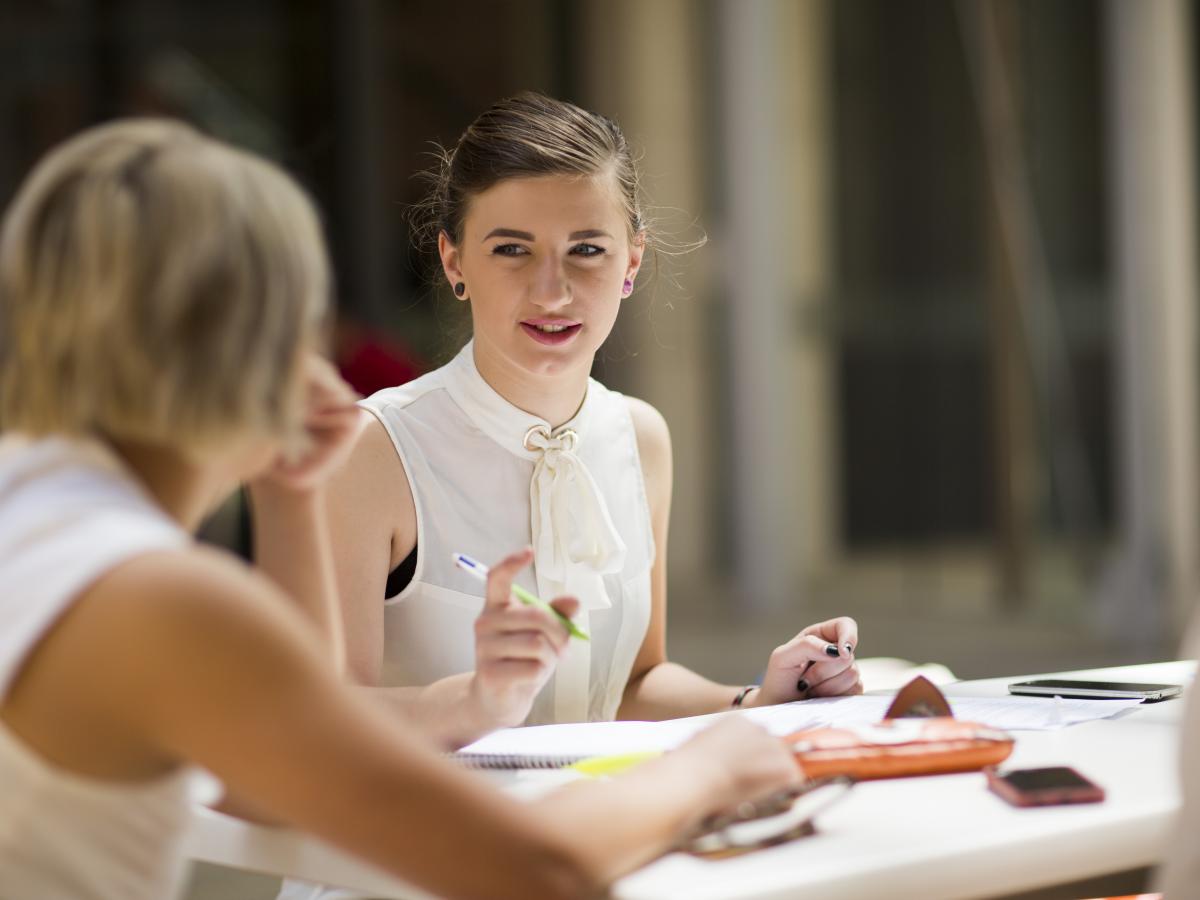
[622, 278, 634, 297]
[454, 282, 466, 298]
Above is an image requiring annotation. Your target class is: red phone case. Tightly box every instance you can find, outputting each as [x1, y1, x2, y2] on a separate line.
[986, 766, 1105, 807]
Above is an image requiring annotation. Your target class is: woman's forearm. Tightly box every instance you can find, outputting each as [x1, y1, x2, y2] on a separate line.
[248, 484, 345, 673]
[364, 674, 508, 750]
[528, 745, 732, 880]
[617, 661, 745, 720]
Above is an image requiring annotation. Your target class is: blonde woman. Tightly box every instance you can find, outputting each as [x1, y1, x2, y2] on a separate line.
[0, 119, 800, 900]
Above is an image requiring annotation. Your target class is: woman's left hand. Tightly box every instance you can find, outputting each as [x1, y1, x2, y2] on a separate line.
[254, 354, 363, 493]
[747, 617, 863, 707]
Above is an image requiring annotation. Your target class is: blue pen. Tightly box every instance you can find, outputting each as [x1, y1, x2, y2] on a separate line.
[452, 552, 590, 641]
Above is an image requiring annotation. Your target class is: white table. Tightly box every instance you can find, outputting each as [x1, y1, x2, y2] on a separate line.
[182, 661, 1194, 900]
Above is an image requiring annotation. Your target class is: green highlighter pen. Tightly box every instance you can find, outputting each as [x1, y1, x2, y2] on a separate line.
[452, 552, 590, 641]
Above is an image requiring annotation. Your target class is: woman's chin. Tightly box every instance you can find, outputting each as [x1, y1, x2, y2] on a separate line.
[517, 345, 595, 378]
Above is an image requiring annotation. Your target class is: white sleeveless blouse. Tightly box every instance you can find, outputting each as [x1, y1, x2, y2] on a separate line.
[360, 341, 655, 724]
[0, 435, 216, 900]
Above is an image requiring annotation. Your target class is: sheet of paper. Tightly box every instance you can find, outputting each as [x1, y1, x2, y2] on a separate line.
[948, 695, 1146, 729]
[457, 692, 1149, 760]
[737, 694, 1147, 734]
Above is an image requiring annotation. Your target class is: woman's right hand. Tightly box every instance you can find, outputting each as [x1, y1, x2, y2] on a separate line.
[673, 718, 803, 815]
[469, 548, 580, 729]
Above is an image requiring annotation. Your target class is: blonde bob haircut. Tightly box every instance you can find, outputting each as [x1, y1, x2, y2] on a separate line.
[0, 119, 328, 457]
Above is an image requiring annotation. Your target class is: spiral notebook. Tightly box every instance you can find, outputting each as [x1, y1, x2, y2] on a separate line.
[454, 751, 587, 770]
[452, 718, 700, 770]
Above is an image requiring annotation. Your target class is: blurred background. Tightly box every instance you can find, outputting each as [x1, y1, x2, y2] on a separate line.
[2, 0, 1198, 695]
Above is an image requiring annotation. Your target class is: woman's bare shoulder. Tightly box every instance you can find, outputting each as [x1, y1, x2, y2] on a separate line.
[78, 545, 306, 650]
[623, 396, 672, 471]
[328, 413, 414, 523]
[4, 545, 321, 769]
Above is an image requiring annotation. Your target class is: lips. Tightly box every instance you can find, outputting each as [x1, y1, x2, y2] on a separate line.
[520, 319, 582, 346]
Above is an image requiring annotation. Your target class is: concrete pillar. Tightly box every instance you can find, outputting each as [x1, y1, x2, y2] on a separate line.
[1100, 0, 1198, 645]
[717, 0, 837, 610]
[577, 0, 712, 584]
[578, 0, 839, 610]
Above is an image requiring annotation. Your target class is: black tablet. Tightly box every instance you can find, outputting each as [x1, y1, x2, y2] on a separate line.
[1007, 679, 1181, 701]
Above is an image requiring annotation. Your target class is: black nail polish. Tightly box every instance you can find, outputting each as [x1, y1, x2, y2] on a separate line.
[797, 679, 809, 694]
[825, 643, 840, 658]
[844, 642, 855, 656]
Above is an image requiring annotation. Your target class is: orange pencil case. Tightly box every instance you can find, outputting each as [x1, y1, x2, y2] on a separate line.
[783, 677, 1015, 780]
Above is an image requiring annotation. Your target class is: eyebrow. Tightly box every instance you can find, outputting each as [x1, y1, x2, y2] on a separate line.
[481, 228, 614, 242]
[482, 228, 534, 242]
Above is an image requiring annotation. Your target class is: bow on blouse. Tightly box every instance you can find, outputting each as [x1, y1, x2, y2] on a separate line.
[523, 424, 627, 610]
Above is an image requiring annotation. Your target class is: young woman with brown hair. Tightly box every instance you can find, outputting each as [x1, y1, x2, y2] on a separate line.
[325, 93, 864, 744]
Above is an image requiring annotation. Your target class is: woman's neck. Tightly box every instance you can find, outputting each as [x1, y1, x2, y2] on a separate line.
[108, 440, 229, 532]
[471, 339, 591, 428]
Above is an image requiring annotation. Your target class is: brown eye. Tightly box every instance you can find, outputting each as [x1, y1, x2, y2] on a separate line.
[492, 243, 528, 257]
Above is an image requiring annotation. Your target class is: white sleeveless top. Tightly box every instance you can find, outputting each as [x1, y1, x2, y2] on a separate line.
[361, 341, 655, 724]
[0, 435, 215, 900]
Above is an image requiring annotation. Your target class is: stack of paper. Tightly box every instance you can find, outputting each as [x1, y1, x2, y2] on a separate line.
[455, 692, 1147, 767]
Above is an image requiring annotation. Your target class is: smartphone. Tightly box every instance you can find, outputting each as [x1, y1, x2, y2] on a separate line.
[986, 766, 1105, 807]
[1007, 679, 1182, 701]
